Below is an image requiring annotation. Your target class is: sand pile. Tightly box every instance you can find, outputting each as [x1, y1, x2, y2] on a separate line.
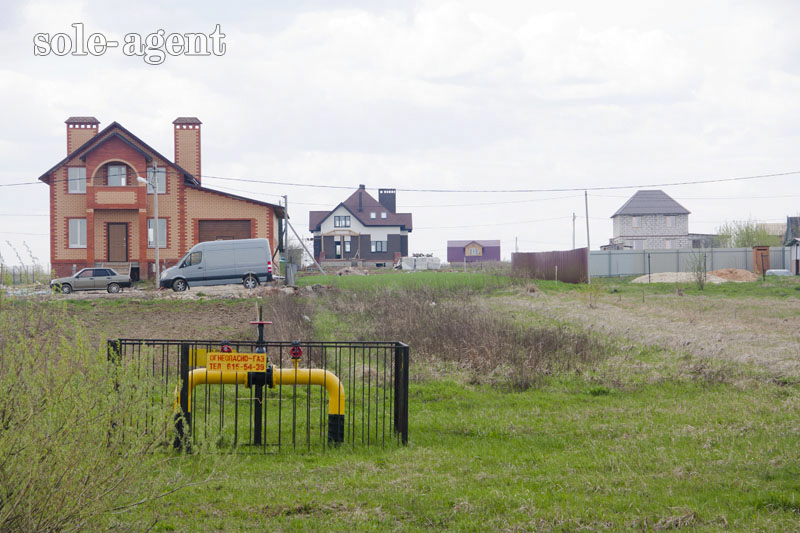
[708, 268, 758, 282]
[631, 272, 728, 284]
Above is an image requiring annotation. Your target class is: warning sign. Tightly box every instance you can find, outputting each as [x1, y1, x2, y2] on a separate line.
[206, 352, 267, 373]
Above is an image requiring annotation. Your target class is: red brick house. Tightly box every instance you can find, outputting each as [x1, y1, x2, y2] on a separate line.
[38, 117, 284, 280]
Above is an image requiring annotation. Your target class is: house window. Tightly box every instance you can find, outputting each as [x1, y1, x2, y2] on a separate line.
[381, 212, 387, 219]
[371, 240, 387, 253]
[344, 240, 351, 253]
[68, 219, 86, 248]
[147, 218, 167, 248]
[146, 167, 166, 194]
[68, 167, 86, 193]
[370, 212, 376, 219]
[631, 216, 641, 228]
[665, 215, 675, 228]
[665, 239, 675, 249]
[108, 165, 127, 186]
[468, 247, 481, 256]
[334, 215, 350, 228]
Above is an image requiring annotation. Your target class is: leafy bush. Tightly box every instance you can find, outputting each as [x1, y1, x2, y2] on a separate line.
[0, 300, 191, 530]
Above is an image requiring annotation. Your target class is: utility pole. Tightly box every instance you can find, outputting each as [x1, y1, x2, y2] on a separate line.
[584, 190, 591, 283]
[137, 162, 159, 285]
[572, 212, 576, 250]
[282, 194, 289, 277]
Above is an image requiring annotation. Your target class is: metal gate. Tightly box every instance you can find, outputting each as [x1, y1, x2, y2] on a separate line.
[108, 339, 409, 452]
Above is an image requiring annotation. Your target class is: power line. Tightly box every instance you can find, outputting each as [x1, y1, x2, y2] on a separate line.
[6, 168, 799, 194]
[416, 215, 570, 230]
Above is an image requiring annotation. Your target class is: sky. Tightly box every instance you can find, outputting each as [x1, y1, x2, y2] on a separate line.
[1, 0, 799, 265]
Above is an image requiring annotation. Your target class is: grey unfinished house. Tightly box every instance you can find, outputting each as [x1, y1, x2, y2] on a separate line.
[309, 185, 412, 266]
[607, 190, 704, 250]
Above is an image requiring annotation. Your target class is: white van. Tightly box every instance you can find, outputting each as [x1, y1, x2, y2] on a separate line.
[160, 238, 274, 291]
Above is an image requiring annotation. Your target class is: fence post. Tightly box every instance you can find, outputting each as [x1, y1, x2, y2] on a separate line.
[394, 343, 409, 445]
[174, 343, 191, 450]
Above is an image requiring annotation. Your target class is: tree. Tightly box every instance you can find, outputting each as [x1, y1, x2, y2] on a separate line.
[713, 219, 782, 248]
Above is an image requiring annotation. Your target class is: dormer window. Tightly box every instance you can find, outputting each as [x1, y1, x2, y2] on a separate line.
[381, 212, 387, 219]
[370, 212, 376, 219]
[108, 165, 127, 186]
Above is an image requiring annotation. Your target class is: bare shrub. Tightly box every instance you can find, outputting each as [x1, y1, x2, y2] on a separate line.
[259, 293, 314, 341]
[0, 300, 195, 530]
[323, 287, 608, 390]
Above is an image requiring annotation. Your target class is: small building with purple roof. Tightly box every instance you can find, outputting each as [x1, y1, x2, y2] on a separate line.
[447, 240, 501, 263]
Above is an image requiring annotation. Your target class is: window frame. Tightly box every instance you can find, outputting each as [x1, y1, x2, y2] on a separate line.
[67, 167, 86, 194]
[334, 215, 350, 228]
[68, 218, 87, 248]
[147, 218, 167, 248]
[665, 215, 675, 228]
[370, 212, 376, 219]
[107, 164, 127, 187]
[146, 167, 167, 194]
[344, 240, 351, 253]
[370, 240, 387, 253]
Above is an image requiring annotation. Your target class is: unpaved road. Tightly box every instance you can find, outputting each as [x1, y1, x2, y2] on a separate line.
[503, 289, 800, 377]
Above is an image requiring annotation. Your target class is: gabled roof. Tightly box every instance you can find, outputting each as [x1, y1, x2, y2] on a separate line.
[447, 240, 500, 248]
[37, 120, 285, 217]
[309, 187, 412, 232]
[611, 190, 690, 217]
[785, 217, 800, 245]
[38, 121, 199, 186]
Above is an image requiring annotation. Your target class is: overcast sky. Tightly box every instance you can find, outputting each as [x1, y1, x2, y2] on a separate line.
[2, 0, 799, 265]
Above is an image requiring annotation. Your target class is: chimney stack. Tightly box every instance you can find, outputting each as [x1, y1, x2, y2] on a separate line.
[358, 184, 365, 211]
[173, 117, 202, 183]
[379, 188, 396, 213]
[65, 117, 99, 154]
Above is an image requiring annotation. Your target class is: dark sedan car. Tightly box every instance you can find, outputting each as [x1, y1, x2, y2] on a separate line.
[50, 268, 132, 294]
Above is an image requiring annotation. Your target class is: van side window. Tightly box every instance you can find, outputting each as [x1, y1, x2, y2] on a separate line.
[184, 251, 202, 266]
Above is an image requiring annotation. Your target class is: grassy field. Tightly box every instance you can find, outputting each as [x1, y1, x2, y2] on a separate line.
[3, 272, 800, 531]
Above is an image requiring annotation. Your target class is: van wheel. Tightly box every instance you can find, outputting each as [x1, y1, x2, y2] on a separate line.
[243, 275, 259, 289]
[172, 279, 188, 292]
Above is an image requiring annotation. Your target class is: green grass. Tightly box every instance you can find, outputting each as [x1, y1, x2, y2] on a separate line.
[145, 374, 800, 531]
[296, 271, 525, 294]
[587, 275, 800, 299]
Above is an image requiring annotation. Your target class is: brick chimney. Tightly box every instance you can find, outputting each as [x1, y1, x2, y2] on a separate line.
[65, 116, 99, 154]
[379, 188, 396, 213]
[173, 117, 202, 183]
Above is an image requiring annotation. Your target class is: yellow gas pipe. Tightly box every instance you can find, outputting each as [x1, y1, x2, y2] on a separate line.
[178, 363, 345, 416]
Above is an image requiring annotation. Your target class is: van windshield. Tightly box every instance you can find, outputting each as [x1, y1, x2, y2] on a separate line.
[182, 251, 202, 267]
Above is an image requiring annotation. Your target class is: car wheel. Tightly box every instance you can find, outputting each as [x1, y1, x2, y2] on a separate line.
[107, 283, 121, 294]
[61, 284, 72, 294]
[172, 279, 188, 292]
[243, 275, 259, 289]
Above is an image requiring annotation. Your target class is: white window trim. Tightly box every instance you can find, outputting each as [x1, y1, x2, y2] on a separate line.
[370, 212, 376, 219]
[344, 240, 351, 253]
[147, 218, 167, 248]
[380, 212, 387, 219]
[68, 167, 86, 194]
[108, 165, 127, 187]
[68, 219, 87, 248]
[147, 167, 167, 194]
[370, 240, 387, 253]
[631, 216, 641, 228]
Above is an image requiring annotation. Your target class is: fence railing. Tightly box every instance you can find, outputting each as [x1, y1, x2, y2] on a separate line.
[108, 339, 409, 452]
[589, 247, 792, 278]
[0, 264, 51, 286]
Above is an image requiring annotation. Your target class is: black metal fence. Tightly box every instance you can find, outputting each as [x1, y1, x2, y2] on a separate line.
[108, 339, 409, 452]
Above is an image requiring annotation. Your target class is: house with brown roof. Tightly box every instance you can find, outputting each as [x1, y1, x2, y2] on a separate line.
[39, 116, 284, 280]
[308, 185, 412, 265]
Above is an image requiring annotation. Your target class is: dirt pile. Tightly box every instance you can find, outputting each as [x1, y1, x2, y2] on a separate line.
[708, 268, 758, 282]
[631, 272, 728, 284]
